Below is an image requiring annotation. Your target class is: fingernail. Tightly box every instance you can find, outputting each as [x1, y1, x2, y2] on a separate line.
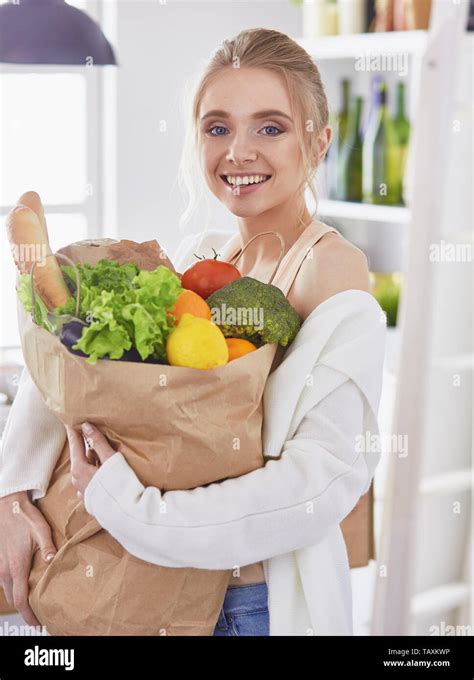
[45, 553, 55, 562]
[82, 422, 94, 434]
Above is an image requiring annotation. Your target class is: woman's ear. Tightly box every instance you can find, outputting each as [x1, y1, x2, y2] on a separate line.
[309, 126, 332, 168]
[317, 126, 332, 163]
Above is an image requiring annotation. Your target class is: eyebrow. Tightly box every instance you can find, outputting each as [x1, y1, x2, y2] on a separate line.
[200, 109, 293, 123]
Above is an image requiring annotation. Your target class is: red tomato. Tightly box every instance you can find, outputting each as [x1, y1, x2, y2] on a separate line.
[181, 251, 241, 299]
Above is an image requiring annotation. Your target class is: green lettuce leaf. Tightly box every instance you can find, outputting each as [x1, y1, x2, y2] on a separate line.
[16, 274, 57, 334]
[17, 259, 182, 365]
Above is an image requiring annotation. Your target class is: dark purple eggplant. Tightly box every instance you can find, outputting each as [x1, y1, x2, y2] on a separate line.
[65, 279, 76, 295]
[117, 347, 145, 362]
[60, 320, 89, 357]
[60, 320, 163, 363]
[103, 347, 164, 364]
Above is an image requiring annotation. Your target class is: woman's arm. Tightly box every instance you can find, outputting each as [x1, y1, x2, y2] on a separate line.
[0, 365, 63, 622]
[0, 364, 66, 501]
[83, 372, 370, 570]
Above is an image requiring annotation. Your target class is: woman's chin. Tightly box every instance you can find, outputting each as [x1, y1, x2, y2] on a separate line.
[226, 206, 264, 218]
[221, 197, 271, 218]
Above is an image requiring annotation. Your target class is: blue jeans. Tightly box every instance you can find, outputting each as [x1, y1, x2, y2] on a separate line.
[213, 583, 270, 636]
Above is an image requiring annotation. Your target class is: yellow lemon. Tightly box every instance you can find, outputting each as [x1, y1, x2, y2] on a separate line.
[166, 313, 229, 369]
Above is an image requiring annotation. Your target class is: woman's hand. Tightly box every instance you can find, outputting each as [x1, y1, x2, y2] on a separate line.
[0, 491, 57, 626]
[66, 422, 117, 498]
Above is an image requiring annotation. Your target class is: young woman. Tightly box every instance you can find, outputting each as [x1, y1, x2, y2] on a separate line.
[0, 29, 386, 636]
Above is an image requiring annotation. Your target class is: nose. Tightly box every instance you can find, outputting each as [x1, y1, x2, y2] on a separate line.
[226, 131, 257, 166]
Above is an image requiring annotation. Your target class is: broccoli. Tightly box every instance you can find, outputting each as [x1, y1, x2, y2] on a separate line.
[207, 276, 301, 348]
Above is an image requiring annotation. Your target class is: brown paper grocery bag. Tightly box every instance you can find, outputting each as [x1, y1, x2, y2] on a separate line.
[340, 483, 376, 567]
[19, 238, 278, 636]
[27, 437, 235, 636]
[19, 227, 375, 635]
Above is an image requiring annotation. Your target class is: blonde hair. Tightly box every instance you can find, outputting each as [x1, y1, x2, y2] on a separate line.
[176, 28, 329, 235]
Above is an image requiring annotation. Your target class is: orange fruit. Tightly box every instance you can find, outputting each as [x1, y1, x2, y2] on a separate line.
[170, 289, 211, 324]
[225, 338, 257, 361]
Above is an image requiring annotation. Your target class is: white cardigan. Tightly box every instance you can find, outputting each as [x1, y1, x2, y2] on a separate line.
[0, 230, 386, 635]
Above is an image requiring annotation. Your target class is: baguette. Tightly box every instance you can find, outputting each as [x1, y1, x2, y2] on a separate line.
[6, 204, 70, 311]
[17, 190, 48, 241]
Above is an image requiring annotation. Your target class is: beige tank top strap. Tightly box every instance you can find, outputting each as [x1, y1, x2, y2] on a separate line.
[224, 221, 340, 297]
[270, 222, 340, 296]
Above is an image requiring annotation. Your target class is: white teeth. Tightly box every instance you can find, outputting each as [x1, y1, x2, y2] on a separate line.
[225, 175, 269, 186]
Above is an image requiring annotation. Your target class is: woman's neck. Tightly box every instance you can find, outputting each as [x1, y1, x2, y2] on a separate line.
[236, 203, 314, 257]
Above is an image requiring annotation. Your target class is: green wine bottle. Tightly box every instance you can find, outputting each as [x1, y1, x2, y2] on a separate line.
[393, 82, 410, 206]
[338, 79, 351, 145]
[362, 81, 401, 205]
[336, 96, 363, 202]
[329, 79, 351, 199]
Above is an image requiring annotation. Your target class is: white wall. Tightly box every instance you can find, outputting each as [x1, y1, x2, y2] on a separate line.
[112, 1, 301, 258]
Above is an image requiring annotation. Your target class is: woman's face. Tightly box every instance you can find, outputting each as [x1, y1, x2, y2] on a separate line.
[198, 66, 315, 218]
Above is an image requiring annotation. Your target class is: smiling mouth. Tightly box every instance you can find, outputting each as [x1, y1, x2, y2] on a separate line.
[220, 175, 272, 187]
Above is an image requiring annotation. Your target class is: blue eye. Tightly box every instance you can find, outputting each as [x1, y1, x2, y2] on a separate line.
[208, 126, 228, 136]
[262, 125, 283, 136]
[206, 124, 283, 137]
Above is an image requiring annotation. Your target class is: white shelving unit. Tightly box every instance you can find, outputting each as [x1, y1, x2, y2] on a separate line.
[298, 29, 428, 60]
[317, 199, 410, 224]
[298, 26, 426, 275]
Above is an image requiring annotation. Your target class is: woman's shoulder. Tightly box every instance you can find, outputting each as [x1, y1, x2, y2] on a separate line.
[290, 226, 371, 320]
[312, 227, 368, 272]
